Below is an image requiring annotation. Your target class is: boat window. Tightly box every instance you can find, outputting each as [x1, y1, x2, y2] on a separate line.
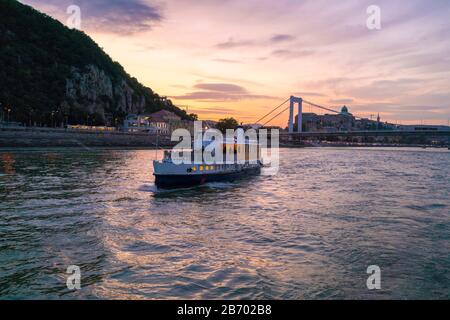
[191, 166, 196, 172]
[199, 166, 204, 171]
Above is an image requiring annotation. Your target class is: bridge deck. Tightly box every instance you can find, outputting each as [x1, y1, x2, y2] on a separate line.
[280, 130, 450, 137]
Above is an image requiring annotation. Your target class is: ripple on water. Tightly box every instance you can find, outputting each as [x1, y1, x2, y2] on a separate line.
[124, 241, 172, 255]
[0, 147, 449, 299]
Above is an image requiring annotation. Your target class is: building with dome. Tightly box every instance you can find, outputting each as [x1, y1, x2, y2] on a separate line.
[294, 105, 388, 132]
[295, 105, 355, 132]
[340, 106, 351, 116]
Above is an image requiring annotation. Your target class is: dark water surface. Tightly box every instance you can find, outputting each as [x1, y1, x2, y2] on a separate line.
[0, 147, 449, 299]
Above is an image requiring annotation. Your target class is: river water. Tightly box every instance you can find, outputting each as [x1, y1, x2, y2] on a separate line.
[0, 147, 449, 299]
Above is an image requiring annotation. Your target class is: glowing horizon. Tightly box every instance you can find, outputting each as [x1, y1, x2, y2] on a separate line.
[22, 0, 450, 126]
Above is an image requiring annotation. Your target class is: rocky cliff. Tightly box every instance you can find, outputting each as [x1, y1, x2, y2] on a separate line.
[65, 65, 147, 122]
[0, 0, 191, 126]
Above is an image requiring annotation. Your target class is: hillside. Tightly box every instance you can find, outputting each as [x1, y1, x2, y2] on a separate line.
[0, 0, 192, 126]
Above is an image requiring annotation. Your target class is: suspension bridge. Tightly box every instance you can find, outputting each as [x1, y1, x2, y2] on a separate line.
[254, 96, 450, 146]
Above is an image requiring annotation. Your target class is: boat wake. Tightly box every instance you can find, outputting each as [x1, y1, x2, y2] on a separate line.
[139, 180, 236, 195]
[202, 181, 236, 189]
[139, 183, 204, 194]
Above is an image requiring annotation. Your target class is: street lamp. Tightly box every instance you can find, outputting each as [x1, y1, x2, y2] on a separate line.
[7, 108, 11, 123]
[28, 107, 34, 127]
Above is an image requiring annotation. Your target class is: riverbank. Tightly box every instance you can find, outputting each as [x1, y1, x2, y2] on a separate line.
[280, 141, 449, 149]
[310, 142, 449, 149]
[1, 127, 448, 149]
[0, 127, 175, 148]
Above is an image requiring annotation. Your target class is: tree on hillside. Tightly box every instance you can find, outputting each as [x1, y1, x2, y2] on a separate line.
[216, 117, 239, 133]
[188, 113, 198, 121]
[0, 0, 191, 126]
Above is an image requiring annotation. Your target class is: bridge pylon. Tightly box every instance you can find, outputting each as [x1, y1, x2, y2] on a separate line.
[288, 96, 303, 134]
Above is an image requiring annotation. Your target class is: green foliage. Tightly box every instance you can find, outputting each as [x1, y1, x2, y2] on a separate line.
[188, 113, 199, 121]
[216, 117, 239, 133]
[0, 0, 192, 126]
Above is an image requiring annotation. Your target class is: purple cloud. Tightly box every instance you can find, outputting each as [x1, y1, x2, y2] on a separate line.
[271, 49, 315, 59]
[194, 83, 246, 92]
[329, 98, 354, 104]
[23, 0, 162, 34]
[215, 38, 255, 49]
[270, 34, 295, 43]
[187, 107, 238, 115]
[295, 92, 326, 97]
[173, 82, 278, 101]
[213, 58, 242, 64]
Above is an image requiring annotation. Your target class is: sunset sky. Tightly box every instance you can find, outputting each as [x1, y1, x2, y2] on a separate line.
[22, 0, 450, 126]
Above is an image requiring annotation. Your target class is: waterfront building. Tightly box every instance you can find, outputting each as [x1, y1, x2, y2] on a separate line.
[397, 124, 450, 132]
[122, 110, 195, 135]
[123, 113, 172, 134]
[295, 106, 394, 132]
[296, 106, 356, 132]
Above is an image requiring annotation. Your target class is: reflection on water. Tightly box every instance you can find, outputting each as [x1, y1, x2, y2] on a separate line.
[0, 153, 15, 175]
[0, 147, 449, 299]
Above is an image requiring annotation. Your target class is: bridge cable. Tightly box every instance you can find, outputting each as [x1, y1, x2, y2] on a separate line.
[258, 97, 366, 128]
[302, 99, 340, 114]
[261, 104, 292, 127]
[254, 97, 290, 125]
[261, 98, 346, 127]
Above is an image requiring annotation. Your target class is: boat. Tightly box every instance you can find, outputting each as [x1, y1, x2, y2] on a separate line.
[153, 131, 262, 188]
